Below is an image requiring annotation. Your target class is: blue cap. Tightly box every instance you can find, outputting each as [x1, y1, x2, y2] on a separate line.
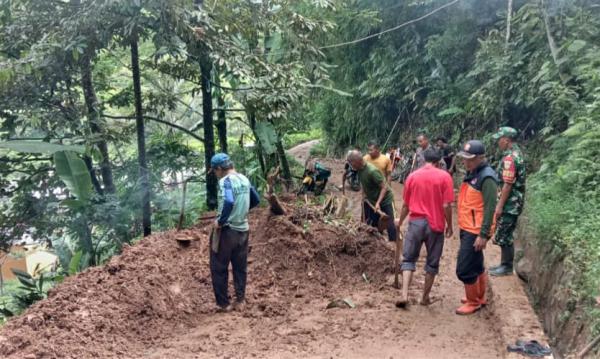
[210, 153, 231, 169]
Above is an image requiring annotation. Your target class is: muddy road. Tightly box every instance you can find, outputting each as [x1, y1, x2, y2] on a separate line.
[0, 141, 550, 359]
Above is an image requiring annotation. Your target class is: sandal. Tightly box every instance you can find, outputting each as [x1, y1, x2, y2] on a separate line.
[507, 339, 552, 357]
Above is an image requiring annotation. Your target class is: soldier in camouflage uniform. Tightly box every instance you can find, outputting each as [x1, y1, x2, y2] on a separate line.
[489, 127, 526, 276]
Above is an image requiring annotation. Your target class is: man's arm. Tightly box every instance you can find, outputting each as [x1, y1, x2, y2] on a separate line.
[443, 174, 454, 237]
[496, 183, 513, 218]
[398, 203, 409, 229]
[218, 178, 235, 226]
[496, 155, 517, 218]
[479, 177, 498, 239]
[444, 204, 453, 238]
[249, 186, 260, 209]
[386, 157, 393, 183]
[398, 178, 411, 226]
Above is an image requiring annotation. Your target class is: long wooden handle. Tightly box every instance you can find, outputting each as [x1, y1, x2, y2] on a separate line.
[394, 230, 404, 288]
[364, 199, 387, 217]
[394, 237, 401, 288]
[579, 334, 600, 358]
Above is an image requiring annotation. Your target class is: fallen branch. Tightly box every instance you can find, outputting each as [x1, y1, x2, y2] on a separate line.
[266, 166, 286, 215]
[578, 334, 600, 358]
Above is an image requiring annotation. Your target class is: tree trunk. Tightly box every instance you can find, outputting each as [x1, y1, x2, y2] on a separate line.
[540, 0, 568, 84]
[248, 110, 266, 175]
[200, 57, 218, 210]
[216, 104, 228, 154]
[276, 139, 291, 185]
[83, 156, 104, 195]
[506, 0, 513, 44]
[215, 77, 228, 153]
[130, 38, 151, 237]
[81, 55, 116, 194]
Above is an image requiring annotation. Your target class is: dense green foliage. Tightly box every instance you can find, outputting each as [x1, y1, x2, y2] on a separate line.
[0, 0, 335, 270]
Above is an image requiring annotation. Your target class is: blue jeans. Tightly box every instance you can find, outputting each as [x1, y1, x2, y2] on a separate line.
[210, 227, 249, 307]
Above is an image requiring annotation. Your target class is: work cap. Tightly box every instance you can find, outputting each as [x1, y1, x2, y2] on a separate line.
[457, 140, 485, 159]
[210, 153, 231, 169]
[492, 127, 518, 140]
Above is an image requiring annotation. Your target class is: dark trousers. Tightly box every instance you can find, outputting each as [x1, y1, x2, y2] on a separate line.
[401, 219, 445, 274]
[456, 230, 484, 285]
[210, 227, 249, 307]
[364, 201, 397, 241]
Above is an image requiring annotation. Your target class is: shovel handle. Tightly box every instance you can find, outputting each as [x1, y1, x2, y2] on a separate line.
[364, 199, 387, 217]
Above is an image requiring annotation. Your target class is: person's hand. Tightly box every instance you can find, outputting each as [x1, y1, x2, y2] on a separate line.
[495, 205, 503, 220]
[445, 226, 453, 238]
[375, 202, 381, 212]
[473, 236, 487, 251]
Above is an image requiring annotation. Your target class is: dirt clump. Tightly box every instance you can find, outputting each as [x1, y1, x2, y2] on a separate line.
[0, 200, 393, 359]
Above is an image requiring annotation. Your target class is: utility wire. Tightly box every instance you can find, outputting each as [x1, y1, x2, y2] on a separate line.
[319, 0, 460, 50]
[243, 0, 460, 57]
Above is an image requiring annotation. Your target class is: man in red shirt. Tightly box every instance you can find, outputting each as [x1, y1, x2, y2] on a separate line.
[396, 148, 454, 308]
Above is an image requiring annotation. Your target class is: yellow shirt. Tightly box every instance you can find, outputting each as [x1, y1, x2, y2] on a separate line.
[363, 154, 392, 177]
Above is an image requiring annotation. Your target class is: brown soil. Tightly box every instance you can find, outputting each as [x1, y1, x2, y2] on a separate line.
[0, 141, 552, 359]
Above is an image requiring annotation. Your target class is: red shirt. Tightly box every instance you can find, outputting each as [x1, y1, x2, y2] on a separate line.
[403, 164, 454, 233]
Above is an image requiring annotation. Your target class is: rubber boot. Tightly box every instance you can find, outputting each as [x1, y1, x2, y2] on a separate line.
[461, 272, 488, 305]
[461, 275, 479, 304]
[456, 283, 481, 315]
[478, 271, 488, 306]
[490, 245, 514, 276]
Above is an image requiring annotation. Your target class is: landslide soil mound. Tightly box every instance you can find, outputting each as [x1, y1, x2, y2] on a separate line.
[0, 200, 393, 359]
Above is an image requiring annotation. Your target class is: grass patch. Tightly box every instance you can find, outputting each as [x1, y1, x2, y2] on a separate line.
[309, 141, 328, 157]
[528, 175, 600, 337]
[283, 128, 322, 149]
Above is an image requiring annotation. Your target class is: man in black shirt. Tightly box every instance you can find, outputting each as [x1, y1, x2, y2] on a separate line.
[436, 137, 456, 174]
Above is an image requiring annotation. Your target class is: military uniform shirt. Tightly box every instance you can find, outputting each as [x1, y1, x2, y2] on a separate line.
[497, 144, 526, 216]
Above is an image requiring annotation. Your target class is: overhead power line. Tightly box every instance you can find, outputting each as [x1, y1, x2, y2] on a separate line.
[250, 0, 460, 57]
[319, 0, 460, 50]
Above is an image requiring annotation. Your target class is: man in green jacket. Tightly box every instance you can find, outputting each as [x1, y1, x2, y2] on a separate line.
[347, 150, 397, 241]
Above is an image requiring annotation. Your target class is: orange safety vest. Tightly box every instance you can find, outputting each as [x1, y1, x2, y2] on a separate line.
[457, 164, 498, 236]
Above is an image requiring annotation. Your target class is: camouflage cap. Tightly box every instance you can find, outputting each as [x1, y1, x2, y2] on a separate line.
[492, 127, 518, 140]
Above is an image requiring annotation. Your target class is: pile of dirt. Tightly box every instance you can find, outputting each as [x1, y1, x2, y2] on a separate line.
[0, 200, 394, 358]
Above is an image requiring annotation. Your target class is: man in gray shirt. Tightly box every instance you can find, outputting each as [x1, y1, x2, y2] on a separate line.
[413, 134, 446, 171]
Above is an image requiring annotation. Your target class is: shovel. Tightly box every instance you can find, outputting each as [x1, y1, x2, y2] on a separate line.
[363, 200, 391, 233]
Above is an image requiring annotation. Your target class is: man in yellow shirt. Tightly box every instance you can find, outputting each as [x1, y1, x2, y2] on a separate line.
[364, 141, 393, 183]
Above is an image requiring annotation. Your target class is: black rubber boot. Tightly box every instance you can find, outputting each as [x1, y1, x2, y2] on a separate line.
[490, 245, 514, 276]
